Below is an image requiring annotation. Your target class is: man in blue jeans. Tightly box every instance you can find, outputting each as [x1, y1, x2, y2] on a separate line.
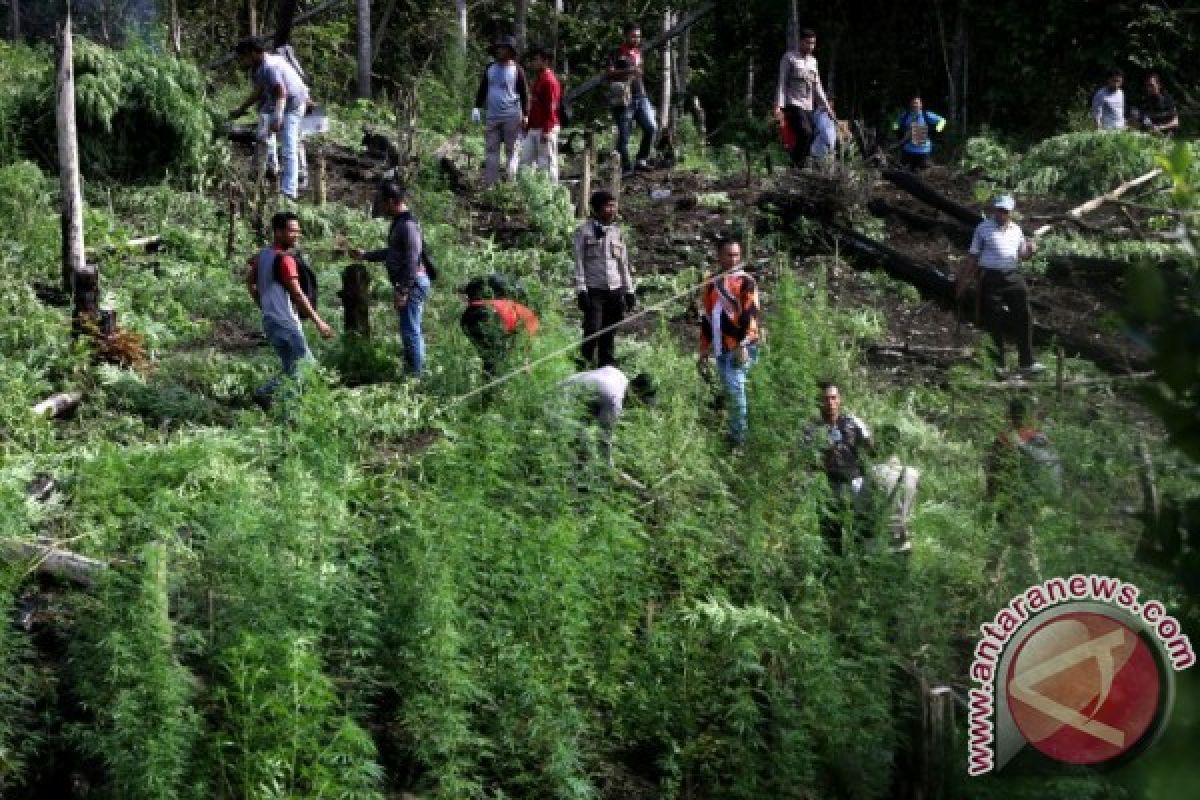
[246, 211, 334, 409]
[606, 23, 658, 175]
[352, 182, 433, 377]
[231, 39, 310, 200]
[698, 237, 761, 447]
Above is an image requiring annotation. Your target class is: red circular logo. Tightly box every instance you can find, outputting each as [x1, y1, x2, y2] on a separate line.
[1005, 611, 1164, 765]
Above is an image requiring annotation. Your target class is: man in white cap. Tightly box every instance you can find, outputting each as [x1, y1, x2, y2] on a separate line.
[958, 195, 1043, 377]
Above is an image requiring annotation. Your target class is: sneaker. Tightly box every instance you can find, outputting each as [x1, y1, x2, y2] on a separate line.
[1021, 362, 1047, 377]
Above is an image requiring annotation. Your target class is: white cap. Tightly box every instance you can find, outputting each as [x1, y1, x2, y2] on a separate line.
[992, 195, 1016, 211]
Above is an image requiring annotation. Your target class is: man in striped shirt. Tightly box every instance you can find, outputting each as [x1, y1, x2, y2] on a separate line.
[699, 236, 761, 447]
[959, 195, 1043, 377]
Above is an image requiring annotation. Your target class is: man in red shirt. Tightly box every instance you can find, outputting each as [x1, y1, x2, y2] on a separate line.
[606, 22, 658, 174]
[521, 45, 562, 183]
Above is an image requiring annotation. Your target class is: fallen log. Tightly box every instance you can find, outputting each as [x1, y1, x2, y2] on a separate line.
[1, 539, 108, 586]
[33, 391, 82, 419]
[961, 371, 1155, 390]
[565, 3, 715, 104]
[866, 198, 972, 247]
[1032, 168, 1163, 237]
[881, 169, 982, 228]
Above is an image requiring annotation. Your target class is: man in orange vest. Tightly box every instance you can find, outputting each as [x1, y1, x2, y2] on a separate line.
[460, 275, 539, 378]
[698, 235, 761, 447]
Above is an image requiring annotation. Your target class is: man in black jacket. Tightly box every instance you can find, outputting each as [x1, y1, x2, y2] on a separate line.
[352, 182, 433, 377]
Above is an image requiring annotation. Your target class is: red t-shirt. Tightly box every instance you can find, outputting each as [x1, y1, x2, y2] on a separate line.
[527, 68, 562, 132]
[274, 248, 299, 283]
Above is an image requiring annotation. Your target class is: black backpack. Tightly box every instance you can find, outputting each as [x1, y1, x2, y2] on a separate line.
[274, 251, 319, 309]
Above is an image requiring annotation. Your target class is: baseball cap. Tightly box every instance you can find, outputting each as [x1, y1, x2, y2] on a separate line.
[992, 195, 1016, 211]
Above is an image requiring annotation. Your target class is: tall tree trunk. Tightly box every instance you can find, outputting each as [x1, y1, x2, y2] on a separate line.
[789, 0, 799, 49]
[455, 0, 467, 53]
[659, 9, 673, 136]
[273, 0, 299, 47]
[57, 12, 86, 296]
[370, 0, 397, 64]
[356, 0, 372, 98]
[8, 0, 19, 42]
[168, 0, 182, 55]
[551, 0, 563, 76]
[675, 20, 689, 95]
[745, 57, 755, 112]
[514, 0, 528, 52]
[246, 0, 257, 36]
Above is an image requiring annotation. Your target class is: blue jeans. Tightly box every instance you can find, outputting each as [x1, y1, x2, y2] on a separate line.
[278, 110, 303, 197]
[256, 317, 311, 404]
[716, 345, 758, 445]
[612, 97, 658, 170]
[398, 273, 431, 376]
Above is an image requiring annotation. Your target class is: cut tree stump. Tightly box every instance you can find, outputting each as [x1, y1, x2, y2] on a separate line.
[338, 264, 372, 336]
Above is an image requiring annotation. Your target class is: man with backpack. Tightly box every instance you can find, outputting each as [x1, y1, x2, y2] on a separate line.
[473, 35, 529, 189]
[573, 190, 636, 369]
[230, 38, 310, 200]
[351, 182, 434, 377]
[606, 22, 658, 175]
[521, 45, 563, 183]
[245, 211, 334, 409]
[460, 274, 539, 379]
[892, 95, 946, 171]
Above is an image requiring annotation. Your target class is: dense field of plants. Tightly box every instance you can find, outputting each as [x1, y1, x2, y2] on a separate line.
[0, 36, 1197, 800]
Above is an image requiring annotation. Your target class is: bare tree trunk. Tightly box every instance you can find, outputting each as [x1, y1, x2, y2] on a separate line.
[356, 0, 372, 99]
[745, 57, 756, 112]
[514, 0, 528, 52]
[246, 0, 257, 36]
[168, 0, 182, 55]
[552, 0, 564, 75]
[789, 0, 799, 49]
[659, 9, 673, 137]
[455, 0, 468, 53]
[273, 0, 299, 48]
[57, 13, 86, 296]
[675, 20, 690, 95]
[370, 0, 398, 64]
[339, 264, 372, 336]
[8, 0, 19, 42]
[578, 130, 594, 219]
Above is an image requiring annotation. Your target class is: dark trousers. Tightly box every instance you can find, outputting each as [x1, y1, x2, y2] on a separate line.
[581, 288, 625, 368]
[783, 106, 816, 168]
[901, 151, 931, 171]
[981, 269, 1035, 368]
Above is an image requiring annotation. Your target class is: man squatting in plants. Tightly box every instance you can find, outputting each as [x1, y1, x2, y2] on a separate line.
[573, 190, 637, 370]
[352, 182, 434, 378]
[230, 38, 310, 200]
[473, 35, 529, 189]
[246, 211, 334, 408]
[459, 275, 540, 380]
[957, 195, 1043, 378]
[555, 366, 657, 468]
[772, 27, 836, 169]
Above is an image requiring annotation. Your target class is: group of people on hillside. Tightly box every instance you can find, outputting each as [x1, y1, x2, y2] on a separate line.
[1091, 69, 1180, 134]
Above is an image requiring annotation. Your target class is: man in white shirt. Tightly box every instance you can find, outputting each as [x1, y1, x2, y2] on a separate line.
[1091, 69, 1126, 130]
[555, 367, 656, 467]
[959, 195, 1043, 377]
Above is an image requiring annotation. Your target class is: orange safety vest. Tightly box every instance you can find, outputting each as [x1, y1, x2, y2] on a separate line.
[469, 299, 539, 336]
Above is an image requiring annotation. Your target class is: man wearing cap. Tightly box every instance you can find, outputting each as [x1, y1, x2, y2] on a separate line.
[959, 195, 1043, 377]
[573, 190, 637, 369]
[473, 35, 530, 188]
[351, 182, 433, 377]
[522, 45, 563, 183]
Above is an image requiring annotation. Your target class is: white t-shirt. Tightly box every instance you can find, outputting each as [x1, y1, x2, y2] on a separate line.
[970, 218, 1027, 271]
[560, 366, 629, 427]
[1091, 87, 1125, 130]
